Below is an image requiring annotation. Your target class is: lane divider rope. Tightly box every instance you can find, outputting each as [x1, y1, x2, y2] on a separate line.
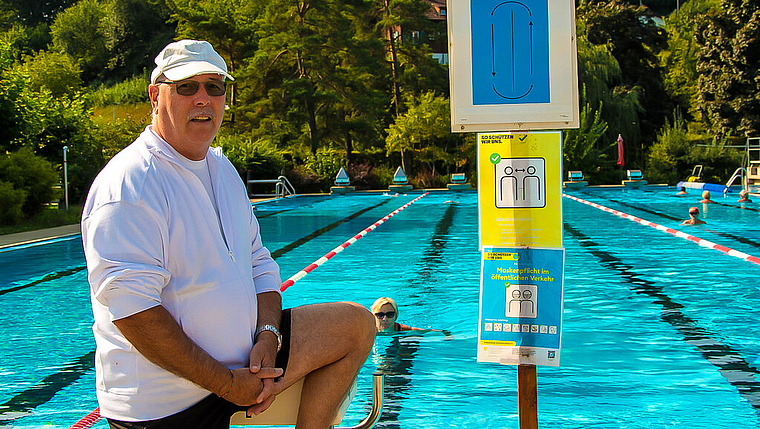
[68, 407, 100, 429]
[563, 193, 760, 266]
[68, 192, 429, 429]
[280, 192, 429, 292]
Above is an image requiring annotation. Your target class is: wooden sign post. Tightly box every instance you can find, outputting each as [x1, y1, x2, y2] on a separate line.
[449, 0, 578, 426]
[518, 364, 538, 429]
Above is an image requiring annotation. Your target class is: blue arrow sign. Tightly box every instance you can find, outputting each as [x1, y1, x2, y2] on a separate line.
[471, 0, 550, 105]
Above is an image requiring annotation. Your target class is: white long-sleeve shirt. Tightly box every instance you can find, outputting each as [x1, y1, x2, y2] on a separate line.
[81, 126, 281, 421]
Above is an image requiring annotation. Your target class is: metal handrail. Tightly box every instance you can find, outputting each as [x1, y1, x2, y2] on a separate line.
[340, 372, 384, 429]
[275, 175, 295, 198]
[725, 167, 747, 190]
[247, 175, 296, 198]
[691, 164, 703, 180]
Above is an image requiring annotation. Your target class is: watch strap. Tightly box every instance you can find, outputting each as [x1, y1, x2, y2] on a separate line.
[255, 324, 282, 352]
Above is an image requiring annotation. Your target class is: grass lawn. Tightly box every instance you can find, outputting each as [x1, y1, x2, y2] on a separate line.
[92, 103, 151, 127]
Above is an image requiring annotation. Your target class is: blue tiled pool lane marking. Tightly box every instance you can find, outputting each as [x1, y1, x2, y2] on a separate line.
[0, 350, 95, 425]
[0, 265, 87, 297]
[255, 208, 291, 219]
[714, 201, 760, 213]
[590, 194, 760, 250]
[409, 203, 456, 288]
[270, 199, 391, 259]
[564, 223, 760, 417]
[375, 204, 456, 426]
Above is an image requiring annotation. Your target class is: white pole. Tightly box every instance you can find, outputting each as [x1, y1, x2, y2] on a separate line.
[63, 146, 69, 211]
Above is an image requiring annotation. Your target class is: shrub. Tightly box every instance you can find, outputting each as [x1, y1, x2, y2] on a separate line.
[303, 146, 346, 183]
[346, 162, 385, 190]
[0, 148, 59, 219]
[213, 134, 287, 181]
[0, 180, 26, 225]
[89, 74, 150, 107]
[411, 169, 447, 188]
[372, 165, 395, 188]
[281, 167, 324, 194]
[17, 50, 83, 98]
[646, 113, 742, 185]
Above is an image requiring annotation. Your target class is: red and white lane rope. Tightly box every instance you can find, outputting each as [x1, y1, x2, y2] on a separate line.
[68, 407, 100, 429]
[563, 193, 760, 266]
[69, 193, 429, 428]
[280, 192, 429, 292]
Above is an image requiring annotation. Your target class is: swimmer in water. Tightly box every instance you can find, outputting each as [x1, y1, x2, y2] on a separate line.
[681, 207, 706, 225]
[371, 297, 452, 337]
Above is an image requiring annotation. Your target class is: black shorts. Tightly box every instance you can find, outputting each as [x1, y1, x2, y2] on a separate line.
[107, 309, 292, 429]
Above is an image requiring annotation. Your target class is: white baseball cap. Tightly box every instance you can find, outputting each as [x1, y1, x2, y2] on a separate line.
[150, 40, 234, 84]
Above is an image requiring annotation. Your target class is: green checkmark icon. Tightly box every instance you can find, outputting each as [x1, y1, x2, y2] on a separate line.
[489, 153, 501, 164]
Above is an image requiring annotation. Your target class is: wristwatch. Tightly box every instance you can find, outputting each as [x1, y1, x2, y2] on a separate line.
[255, 324, 282, 352]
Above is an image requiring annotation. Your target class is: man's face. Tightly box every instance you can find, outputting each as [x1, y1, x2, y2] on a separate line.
[149, 74, 226, 160]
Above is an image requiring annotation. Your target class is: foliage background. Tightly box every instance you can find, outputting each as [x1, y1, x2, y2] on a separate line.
[0, 0, 757, 225]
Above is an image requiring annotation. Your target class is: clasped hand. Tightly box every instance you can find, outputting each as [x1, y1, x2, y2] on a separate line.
[223, 334, 284, 417]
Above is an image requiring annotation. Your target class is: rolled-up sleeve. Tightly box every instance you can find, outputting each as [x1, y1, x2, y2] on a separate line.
[83, 201, 171, 320]
[250, 214, 281, 294]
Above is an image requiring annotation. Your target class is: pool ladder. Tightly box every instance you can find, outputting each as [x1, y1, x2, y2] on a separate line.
[246, 174, 296, 199]
[725, 167, 747, 192]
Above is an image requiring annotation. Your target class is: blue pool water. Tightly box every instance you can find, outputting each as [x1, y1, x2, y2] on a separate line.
[1, 188, 759, 428]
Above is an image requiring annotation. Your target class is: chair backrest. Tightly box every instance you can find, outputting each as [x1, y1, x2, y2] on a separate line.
[335, 167, 350, 185]
[567, 171, 584, 181]
[393, 167, 408, 184]
[230, 377, 357, 426]
[451, 173, 466, 183]
[627, 170, 643, 180]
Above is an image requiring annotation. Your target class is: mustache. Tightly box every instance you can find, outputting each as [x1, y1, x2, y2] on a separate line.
[188, 111, 216, 120]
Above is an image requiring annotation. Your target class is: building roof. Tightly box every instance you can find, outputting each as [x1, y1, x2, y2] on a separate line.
[422, 0, 446, 21]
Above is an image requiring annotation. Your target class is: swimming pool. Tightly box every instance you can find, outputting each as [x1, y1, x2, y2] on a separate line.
[1, 188, 759, 428]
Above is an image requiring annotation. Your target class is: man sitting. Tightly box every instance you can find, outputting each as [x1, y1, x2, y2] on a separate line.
[82, 40, 375, 429]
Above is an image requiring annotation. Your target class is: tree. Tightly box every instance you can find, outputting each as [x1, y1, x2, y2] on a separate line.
[0, 0, 73, 26]
[230, 0, 390, 159]
[563, 87, 609, 180]
[51, 0, 174, 83]
[385, 91, 454, 182]
[659, 0, 720, 121]
[696, 0, 760, 137]
[50, 0, 113, 82]
[575, 6, 642, 169]
[579, 0, 673, 165]
[0, 148, 60, 218]
[17, 49, 82, 97]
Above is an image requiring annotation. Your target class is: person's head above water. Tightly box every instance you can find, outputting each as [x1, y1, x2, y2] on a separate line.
[371, 297, 399, 332]
[701, 190, 711, 200]
[689, 206, 699, 216]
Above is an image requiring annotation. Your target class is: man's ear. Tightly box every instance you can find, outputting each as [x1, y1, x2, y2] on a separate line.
[149, 85, 159, 109]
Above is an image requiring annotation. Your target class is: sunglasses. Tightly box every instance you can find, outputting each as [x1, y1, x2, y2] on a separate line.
[156, 80, 227, 97]
[374, 311, 396, 319]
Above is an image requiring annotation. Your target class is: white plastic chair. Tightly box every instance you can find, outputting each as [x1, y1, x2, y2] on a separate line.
[230, 373, 383, 429]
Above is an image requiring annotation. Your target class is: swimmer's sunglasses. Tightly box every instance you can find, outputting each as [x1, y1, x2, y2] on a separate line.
[374, 311, 396, 319]
[156, 80, 226, 97]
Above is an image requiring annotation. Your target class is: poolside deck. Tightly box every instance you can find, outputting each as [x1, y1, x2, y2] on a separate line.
[0, 224, 81, 249]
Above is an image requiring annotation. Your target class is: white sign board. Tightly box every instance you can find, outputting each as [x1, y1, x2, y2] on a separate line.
[447, 0, 579, 132]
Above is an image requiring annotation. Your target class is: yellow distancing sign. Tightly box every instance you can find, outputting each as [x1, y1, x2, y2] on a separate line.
[477, 131, 563, 249]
